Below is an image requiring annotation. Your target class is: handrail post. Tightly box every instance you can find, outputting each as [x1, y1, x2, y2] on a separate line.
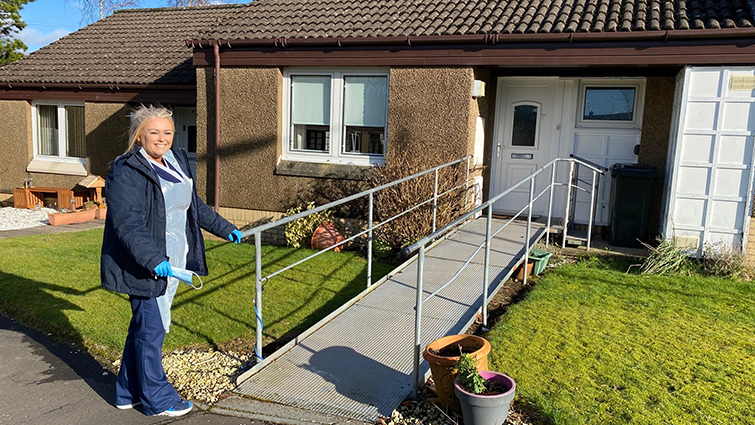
[546, 162, 556, 247]
[412, 244, 426, 399]
[524, 177, 533, 286]
[254, 231, 263, 364]
[587, 170, 598, 250]
[483, 205, 492, 326]
[367, 192, 374, 288]
[432, 169, 439, 233]
[562, 161, 575, 248]
[465, 157, 470, 212]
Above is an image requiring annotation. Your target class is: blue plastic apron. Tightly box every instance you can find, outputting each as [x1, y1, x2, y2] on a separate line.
[143, 149, 192, 333]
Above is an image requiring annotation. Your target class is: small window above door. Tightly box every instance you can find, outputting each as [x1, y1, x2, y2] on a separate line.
[577, 80, 645, 129]
[511, 102, 540, 147]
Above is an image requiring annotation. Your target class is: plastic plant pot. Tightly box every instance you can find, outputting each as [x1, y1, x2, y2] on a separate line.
[423, 335, 491, 411]
[454, 371, 516, 425]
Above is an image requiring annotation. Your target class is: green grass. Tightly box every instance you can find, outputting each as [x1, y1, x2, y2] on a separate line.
[0, 229, 393, 359]
[487, 256, 755, 425]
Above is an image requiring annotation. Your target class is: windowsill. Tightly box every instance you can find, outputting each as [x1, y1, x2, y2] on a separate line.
[275, 160, 373, 180]
[27, 159, 88, 176]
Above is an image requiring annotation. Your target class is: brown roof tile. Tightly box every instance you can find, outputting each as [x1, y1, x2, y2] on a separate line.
[0, 4, 244, 85]
[203, 0, 754, 41]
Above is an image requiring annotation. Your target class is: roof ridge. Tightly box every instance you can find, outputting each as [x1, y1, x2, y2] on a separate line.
[112, 3, 247, 14]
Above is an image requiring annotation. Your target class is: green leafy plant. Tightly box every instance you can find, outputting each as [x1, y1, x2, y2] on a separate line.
[455, 353, 486, 394]
[284, 202, 335, 249]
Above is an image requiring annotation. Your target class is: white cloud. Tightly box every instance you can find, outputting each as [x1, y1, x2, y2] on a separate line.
[18, 27, 71, 50]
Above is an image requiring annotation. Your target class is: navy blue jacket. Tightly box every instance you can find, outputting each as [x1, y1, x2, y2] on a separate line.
[100, 147, 236, 297]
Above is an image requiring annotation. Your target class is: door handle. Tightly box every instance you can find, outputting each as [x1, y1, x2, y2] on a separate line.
[511, 153, 534, 160]
[496, 143, 501, 158]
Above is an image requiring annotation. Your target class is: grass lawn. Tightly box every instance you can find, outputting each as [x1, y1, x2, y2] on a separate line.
[487, 256, 755, 425]
[0, 229, 393, 360]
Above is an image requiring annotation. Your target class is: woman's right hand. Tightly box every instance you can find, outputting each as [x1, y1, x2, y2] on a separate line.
[154, 261, 173, 278]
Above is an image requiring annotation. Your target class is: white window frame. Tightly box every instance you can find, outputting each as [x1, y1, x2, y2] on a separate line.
[282, 68, 389, 166]
[576, 79, 646, 129]
[508, 101, 542, 150]
[31, 100, 87, 165]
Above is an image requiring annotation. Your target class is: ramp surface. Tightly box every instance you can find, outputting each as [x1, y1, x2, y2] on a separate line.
[235, 218, 545, 422]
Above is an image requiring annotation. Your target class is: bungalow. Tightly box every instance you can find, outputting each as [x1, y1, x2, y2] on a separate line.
[0, 4, 243, 202]
[2, 1, 755, 258]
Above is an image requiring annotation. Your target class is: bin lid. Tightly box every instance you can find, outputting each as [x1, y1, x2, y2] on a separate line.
[610, 163, 659, 178]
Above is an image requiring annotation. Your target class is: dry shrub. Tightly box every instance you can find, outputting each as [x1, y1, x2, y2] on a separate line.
[640, 239, 695, 276]
[368, 146, 470, 251]
[700, 242, 753, 280]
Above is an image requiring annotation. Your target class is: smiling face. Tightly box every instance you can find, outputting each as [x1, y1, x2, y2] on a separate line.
[137, 117, 175, 162]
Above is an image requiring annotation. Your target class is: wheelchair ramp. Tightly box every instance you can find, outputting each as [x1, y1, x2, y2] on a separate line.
[232, 218, 545, 422]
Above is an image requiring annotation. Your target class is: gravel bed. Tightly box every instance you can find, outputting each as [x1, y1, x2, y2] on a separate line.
[0, 207, 56, 231]
[114, 348, 254, 404]
[376, 382, 533, 425]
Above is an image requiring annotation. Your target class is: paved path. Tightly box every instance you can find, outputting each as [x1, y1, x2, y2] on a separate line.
[0, 221, 105, 239]
[0, 313, 279, 425]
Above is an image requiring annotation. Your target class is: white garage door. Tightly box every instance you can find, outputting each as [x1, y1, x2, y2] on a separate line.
[665, 67, 755, 253]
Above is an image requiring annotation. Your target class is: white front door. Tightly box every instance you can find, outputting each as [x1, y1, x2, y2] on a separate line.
[491, 77, 561, 215]
[173, 107, 197, 175]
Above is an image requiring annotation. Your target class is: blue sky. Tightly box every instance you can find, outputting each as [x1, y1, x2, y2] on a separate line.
[18, 1, 246, 53]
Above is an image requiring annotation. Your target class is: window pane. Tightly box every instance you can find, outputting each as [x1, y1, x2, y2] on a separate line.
[66, 105, 85, 158]
[37, 105, 58, 156]
[511, 104, 538, 147]
[343, 76, 387, 155]
[291, 75, 331, 152]
[187, 125, 197, 153]
[583, 87, 635, 121]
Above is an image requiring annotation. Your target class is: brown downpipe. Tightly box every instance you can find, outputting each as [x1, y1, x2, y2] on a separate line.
[213, 41, 221, 212]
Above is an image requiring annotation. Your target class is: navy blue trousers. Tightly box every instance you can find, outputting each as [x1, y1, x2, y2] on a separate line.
[115, 296, 180, 415]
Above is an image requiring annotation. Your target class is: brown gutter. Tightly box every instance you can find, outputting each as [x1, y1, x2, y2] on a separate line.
[213, 41, 221, 213]
[0, 82, 195, 90]
[187, 28, 755, 49]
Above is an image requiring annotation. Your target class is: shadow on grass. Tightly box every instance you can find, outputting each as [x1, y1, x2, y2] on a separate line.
[169, 244, 387, 356]
[0, 272, 114, 405]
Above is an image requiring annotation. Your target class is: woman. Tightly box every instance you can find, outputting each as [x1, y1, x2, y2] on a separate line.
[101, 105, 243, 416]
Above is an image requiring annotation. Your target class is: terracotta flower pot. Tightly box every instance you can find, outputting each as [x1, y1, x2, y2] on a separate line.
[423, 334, 491, 410]
[48, 209, 96, 226]
[311, 222, 345, 252]
[514, 261, 534, 280]
[95, 208, 107, 220]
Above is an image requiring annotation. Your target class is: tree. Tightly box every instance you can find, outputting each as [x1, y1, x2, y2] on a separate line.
[72, 0, 239, 24]
[0, 0, 34, 66]
[74, 1, 142, 23]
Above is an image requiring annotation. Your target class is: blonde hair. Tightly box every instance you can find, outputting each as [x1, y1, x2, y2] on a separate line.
[123, 105, 175, 154]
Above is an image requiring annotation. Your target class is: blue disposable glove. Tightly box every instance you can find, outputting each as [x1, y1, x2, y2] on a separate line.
[228, 229, 243, 244]
[154, 261, 173, 278]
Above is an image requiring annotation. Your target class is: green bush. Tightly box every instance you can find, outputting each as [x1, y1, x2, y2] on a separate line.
[284, 202, 335, 249]
[455, 352, 486, 394]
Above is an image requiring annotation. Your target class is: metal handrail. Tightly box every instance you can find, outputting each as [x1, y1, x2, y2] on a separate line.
[409, 156, 603, 398]
[241, 155, 473, 364]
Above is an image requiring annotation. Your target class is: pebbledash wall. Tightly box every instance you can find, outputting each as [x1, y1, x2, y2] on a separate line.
[195, 66, 486, 230]
[0, 100, 131, 196]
